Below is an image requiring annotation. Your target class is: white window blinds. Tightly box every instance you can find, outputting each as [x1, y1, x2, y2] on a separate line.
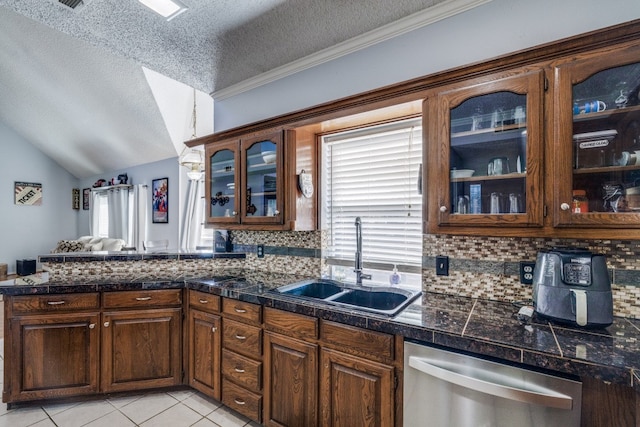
[322, 119, 422, 267]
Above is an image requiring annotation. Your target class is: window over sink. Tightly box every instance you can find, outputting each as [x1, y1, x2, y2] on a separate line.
[321, 118, 422, 288]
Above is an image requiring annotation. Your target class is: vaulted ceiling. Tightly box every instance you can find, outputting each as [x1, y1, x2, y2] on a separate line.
[0, 0, 467, 178]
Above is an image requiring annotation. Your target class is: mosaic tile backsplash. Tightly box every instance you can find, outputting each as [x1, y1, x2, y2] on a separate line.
[45, 230, 640, 319]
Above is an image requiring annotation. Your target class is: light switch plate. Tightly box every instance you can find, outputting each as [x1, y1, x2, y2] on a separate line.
[435, 256, 449, 276]
[520, 261, 535, 285]
[257, 244, 264, 258]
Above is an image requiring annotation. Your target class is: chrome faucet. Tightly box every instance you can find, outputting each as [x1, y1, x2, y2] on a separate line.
[354, 217, 372, 285]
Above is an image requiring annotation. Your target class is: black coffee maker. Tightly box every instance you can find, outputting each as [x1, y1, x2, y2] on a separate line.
[532, 248, 613, 327]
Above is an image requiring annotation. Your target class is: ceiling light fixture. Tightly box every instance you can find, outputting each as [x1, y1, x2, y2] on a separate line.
[179, 88, 204, 180]
[138, 0, 188, 21]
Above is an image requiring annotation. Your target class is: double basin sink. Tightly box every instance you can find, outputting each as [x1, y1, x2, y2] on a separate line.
[275, 279, 422, 317]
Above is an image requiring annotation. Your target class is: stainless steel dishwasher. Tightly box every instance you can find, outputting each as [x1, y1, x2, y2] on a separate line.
[404, 341, 582, 427]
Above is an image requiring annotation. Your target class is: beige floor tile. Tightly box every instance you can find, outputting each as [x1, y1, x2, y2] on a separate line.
[82, 409, 136, 427]
[119, 392, 179, 425]
[50, 399, 116, 427]
[182, 393, 220, 416]
[139, 403, 202, 427]
[206, 406, 250, 427]
[107, 394, 143, 409]
[166, 389, 195, 402]
[191, 417, 221, 427]
[28, 418, 57, 427]
[0, 406, 50, 427]
[42, 400, 82, 416]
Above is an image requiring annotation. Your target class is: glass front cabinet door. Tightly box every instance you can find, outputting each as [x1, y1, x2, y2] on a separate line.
[553, 43, 640, 228]
[206, 140, 241, 225]
[425, 70, 544, 230]
[240, 132, 283, 225]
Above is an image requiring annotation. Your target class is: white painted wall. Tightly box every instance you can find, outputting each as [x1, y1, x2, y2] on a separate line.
[0, 123, 79, 274]
[77, 157, 181, 250]
[214, 0, 640, 131]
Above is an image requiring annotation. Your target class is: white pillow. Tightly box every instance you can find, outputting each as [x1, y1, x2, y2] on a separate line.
[101, 238, 125, 251]
[84, 241, 103, 251]
[77, 236, 94, 244]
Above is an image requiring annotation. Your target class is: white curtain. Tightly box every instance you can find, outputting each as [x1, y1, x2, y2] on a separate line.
[89, 191, 101, 236]
[180, 178, 204, 250]
[130, 184, 148, 250]
[107, 187, 130, 241]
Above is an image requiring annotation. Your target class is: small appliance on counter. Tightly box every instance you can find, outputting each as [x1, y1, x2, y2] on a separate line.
[532, 248, 613, 327]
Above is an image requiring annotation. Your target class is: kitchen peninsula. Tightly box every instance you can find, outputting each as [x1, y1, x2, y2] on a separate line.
[0, 250, 638, 426]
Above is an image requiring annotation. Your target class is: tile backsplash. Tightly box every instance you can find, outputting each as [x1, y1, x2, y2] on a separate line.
[234, 231, 640, 319]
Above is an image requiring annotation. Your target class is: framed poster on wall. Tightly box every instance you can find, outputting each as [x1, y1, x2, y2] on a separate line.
[152, 177, 168, 223]
[14, 182, 42, 206]
[83, 188, 90, 210]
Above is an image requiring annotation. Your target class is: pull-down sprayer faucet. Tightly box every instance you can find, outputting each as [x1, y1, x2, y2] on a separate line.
[354, 217, 372, 285]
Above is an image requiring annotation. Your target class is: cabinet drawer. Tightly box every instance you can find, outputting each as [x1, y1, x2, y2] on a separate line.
[102, 289, 182, 309]
[10, 293, 99, 314]
[222, 379, 262, 423]
[223, 319, 262, 358]
[222, 299, 261, 324]
[320, 321, 394, 363]
[189, 291, 220, 313]
[221, 349, 262, 392]
[264, 307, 318, 340]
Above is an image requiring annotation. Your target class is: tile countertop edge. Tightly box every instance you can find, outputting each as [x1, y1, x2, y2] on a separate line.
[0, 274, 636, 392]
[38, 250, 245, 263]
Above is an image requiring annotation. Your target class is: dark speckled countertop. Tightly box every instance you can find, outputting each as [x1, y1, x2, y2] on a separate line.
[1, 270, 639, 391]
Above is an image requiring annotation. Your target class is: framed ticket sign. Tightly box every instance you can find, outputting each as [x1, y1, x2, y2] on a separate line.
[15, 182, 42, 206]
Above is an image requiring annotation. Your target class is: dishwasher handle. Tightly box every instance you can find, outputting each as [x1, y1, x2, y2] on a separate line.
[408, 356, 573, 410]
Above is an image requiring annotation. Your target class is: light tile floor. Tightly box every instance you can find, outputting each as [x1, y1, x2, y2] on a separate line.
[0, 340, 260, 427]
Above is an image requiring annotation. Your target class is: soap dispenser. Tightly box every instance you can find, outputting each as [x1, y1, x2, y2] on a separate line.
[389, 264, 401, 285]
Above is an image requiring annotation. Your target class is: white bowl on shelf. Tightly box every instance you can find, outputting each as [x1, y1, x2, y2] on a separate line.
[450, 169, 475, 178]
[262, 151, 276, 164]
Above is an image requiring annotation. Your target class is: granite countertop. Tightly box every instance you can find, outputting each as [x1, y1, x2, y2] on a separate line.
[1, 270, 638, 390]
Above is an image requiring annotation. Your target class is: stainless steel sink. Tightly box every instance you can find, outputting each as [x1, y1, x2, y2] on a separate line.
[275, 279, 421, 317]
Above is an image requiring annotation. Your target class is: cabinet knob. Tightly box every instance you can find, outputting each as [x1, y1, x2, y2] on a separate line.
[439, 206, 447, 213]
[232, 211, 237, 216]
[560, 203, 571, 211]
[274, 210, 280, 215]
[211, 327, 217, 333]
[103, 322, 110, 327]
[89, 323, 96, 329]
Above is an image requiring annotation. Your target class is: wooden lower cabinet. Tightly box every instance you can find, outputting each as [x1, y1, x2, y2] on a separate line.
[6, 312, 100, 403]
[188, 309, 221, 399]
[320, 347, 395, 427]
[264, 331, 318, 427]
[101, 308, 182, 393]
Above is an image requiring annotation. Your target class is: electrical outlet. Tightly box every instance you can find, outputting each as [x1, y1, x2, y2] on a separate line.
[435, 256, 449, 276]
[257, 244, 264, 258]
[520, 261, 536, 285]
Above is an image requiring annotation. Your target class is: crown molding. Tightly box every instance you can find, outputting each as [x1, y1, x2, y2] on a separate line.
[212, 0, 493, 101]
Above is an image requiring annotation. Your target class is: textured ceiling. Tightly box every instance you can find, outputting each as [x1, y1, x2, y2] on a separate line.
[0, 0, 451, 178]
[0, 0, 446, 95]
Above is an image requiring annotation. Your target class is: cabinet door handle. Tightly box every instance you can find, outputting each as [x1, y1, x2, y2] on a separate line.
[234, 367, 245, 373]
[439, 205, 447, 213]
[199, 299, 208, 304]
[560, 202, 571, 211]
[234, 398, 246, 405]
[232, 211, 237, 216]
[211, 327, 217, 333]
[89, 323, 96, 329]
[46, 300, 66, 305]
[135, 297, 152, 301]
[103, 322, 110, 327]
[235, 334, 247, 340]
[274, 210, 280, 215]
[234, 308, 247, 313]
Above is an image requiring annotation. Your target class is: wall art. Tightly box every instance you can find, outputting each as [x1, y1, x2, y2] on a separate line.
[83, 188, 90, 210]
[152, 177, 169, 223]
[14, 182, 42, 206]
